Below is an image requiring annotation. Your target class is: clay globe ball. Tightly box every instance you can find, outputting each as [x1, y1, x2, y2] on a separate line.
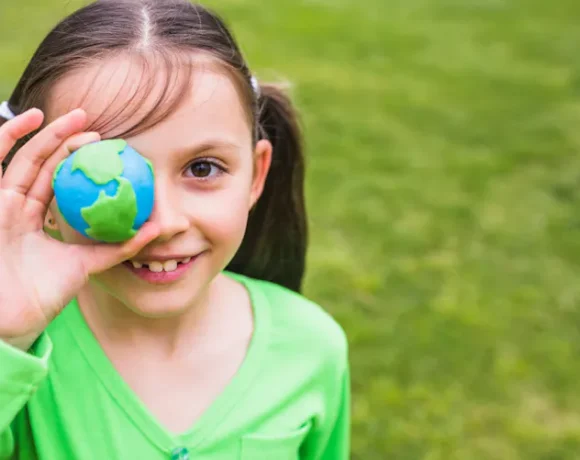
[52, 139, 155, 243]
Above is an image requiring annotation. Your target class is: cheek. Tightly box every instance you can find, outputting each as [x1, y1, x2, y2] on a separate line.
[187, 182, 252, 248]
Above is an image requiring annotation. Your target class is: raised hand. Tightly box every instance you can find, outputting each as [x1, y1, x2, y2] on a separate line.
[0, 109, 159, 351]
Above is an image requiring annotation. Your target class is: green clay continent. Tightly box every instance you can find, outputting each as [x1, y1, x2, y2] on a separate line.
[81, 177, 137, 243]
[71, 139, 127, 185]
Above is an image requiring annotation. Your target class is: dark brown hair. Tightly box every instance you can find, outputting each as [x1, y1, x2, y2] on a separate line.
[0, 0, 307, 292]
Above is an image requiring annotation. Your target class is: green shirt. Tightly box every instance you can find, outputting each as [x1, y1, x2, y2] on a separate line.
[0, 273, 350, 460]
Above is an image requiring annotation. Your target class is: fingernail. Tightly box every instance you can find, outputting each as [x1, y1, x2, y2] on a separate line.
[81, 132, 100, 141]
[70, 108, 86, 117]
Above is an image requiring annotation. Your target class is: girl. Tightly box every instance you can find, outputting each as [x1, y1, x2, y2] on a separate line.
[0, 1, 350, 459]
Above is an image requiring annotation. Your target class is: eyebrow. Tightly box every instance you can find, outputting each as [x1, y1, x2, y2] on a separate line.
[173, 139, 242, 156]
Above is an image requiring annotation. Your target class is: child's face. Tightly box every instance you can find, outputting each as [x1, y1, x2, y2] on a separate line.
[46, 56, 272, 316]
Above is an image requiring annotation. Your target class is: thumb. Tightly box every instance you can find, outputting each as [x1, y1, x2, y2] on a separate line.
[76, 222, 160, 275]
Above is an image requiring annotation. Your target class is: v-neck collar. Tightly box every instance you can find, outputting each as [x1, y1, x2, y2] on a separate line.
[61, 272, 271, 453]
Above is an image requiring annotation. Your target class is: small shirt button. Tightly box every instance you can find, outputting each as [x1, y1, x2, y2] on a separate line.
[171, 447, 190, 460]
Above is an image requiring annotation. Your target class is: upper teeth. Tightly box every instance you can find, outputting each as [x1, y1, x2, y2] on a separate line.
[130, 257, 191, 272]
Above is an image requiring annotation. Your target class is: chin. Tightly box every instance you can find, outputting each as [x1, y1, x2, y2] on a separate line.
[91, 252, 228, 318]
[121, 290, 201, 318]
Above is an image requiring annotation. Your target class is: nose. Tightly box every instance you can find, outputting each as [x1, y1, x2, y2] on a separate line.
[148, 184, 190, 242]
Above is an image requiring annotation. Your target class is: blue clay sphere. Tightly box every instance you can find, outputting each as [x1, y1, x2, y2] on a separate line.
[52, 139, 155, 243]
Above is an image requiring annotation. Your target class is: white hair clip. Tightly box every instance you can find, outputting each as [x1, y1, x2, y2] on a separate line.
[0, 101, 15, 120]
[250, 76, 260, 98]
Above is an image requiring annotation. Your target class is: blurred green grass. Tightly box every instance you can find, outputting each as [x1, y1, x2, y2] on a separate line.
[2, 0, 580, 458]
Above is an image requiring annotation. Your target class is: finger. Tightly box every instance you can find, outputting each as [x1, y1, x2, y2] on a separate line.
[0, 109, 44, 185]
[26, 132, 101, 210]
[78, 222, 161, 275]
[2, 109, 88, 195]
[0, 188, 27, 230]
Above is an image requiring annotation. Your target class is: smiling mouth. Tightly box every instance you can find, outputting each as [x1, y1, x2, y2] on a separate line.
[121, 256, 198, 284]
[124, 257, 193, 273]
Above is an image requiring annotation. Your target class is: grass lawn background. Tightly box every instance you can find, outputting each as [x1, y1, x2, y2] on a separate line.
[1, 0, 580, 458]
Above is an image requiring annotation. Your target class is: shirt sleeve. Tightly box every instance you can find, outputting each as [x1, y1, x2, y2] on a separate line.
[303, 364, 351, 460]
[0, 333, 52, 458]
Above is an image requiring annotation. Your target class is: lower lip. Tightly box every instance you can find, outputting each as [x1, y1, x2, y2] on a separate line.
[122, 258, 197, 284]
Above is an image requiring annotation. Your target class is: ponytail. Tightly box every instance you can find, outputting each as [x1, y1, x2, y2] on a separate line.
[226, 83, 308, 293]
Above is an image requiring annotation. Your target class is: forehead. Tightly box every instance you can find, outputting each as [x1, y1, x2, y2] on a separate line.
[46, 53, 251, 143]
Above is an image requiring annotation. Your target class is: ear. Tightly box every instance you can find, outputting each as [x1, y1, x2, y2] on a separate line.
[44, 208, 63, 241]
[249, 139, 273, 209]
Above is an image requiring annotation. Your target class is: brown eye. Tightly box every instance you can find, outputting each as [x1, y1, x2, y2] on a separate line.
[184, 158, 226, 180]
[189, 161, 212, 177]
